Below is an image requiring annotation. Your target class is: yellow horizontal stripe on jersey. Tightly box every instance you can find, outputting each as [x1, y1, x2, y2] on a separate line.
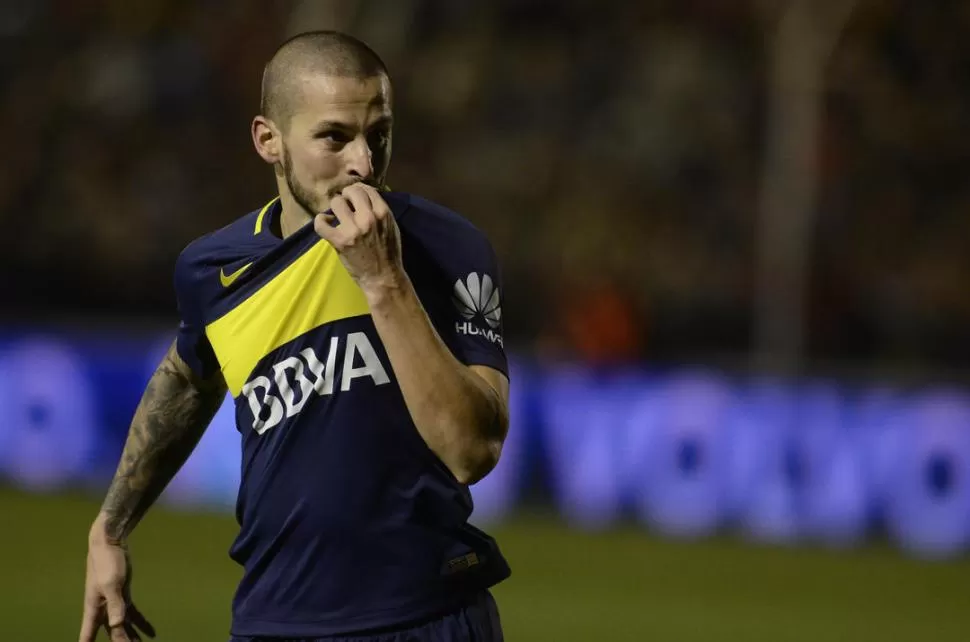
[205, 240, 370, 396]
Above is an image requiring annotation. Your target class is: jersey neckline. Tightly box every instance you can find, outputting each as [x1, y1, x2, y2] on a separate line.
[252, 191, 412, 245]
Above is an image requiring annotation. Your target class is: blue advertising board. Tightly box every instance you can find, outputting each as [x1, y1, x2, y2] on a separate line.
[0, 331, 967, 558]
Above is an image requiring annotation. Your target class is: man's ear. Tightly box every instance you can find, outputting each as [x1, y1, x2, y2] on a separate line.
[252, 115, 282, 165]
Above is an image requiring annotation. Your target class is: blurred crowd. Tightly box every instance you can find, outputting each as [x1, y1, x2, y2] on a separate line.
[2, 0, 968, 371]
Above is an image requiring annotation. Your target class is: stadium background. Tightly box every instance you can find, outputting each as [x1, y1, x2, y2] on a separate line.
[2, 1, 970, 640]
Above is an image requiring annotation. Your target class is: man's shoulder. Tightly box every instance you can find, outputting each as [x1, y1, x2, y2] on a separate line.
[180, 199, 275, 260]
[179, 201, 273, 265]
[174, 198, 276, 297]
[389, 191, 493, 252]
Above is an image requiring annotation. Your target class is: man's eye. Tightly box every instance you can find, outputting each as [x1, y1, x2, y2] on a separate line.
[317, 130, 350, 143]
[368, 130, 389, 148]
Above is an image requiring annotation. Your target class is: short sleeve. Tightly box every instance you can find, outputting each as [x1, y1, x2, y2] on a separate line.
[440, 238, 509, 379]
[173, 250, 220, 379]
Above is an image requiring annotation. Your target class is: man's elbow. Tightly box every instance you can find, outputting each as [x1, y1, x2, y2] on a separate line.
[445, 389, 509, 485]
[452, 437, 504, 486]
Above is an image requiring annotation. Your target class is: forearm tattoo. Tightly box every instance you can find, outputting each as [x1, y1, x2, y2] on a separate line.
[101, 354, 225, 540]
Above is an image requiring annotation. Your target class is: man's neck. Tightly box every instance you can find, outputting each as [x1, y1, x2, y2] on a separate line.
[277, 192, 313, 239]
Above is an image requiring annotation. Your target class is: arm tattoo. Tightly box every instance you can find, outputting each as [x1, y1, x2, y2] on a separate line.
[100, 351, 225, 541]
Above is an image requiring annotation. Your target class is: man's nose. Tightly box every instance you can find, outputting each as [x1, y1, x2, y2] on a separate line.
[345, 137, 374, 180]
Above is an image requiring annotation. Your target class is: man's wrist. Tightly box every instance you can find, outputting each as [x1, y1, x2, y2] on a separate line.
[360, 267, 411, 308]
[89, 512, 127, 547]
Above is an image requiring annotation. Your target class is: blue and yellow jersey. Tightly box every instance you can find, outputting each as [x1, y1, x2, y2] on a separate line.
[173, 192, 510, 638]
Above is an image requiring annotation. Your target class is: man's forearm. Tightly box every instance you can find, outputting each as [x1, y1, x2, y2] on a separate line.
[94, 345, 225, 542]
[363, 272, 508, 485]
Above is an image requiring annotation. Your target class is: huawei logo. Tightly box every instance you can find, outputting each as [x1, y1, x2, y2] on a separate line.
[453, 273, 501, 329]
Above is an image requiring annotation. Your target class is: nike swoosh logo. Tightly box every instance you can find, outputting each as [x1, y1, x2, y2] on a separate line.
[220, 263, 252, 287]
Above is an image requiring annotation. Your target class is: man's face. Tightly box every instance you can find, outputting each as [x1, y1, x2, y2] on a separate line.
[278, 74, 393, 217]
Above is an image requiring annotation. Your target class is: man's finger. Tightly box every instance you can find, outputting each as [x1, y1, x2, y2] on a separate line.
[78, 604, 101, 642]
[358, 184, 391, 219]
[313, 215, 332, 241]
[341, 183, 374, 230]
[104, 589, 128, 630]
[129, 604, 156, 639]
[317, 196, 359, 246]
[330, 195, 360, 232]
[313, 213, 338, 240]
[108, 622, 132, 642]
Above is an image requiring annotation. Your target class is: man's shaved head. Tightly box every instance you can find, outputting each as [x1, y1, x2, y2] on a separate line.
[260, 30, 390, 127]
[252, 31, 393, 223]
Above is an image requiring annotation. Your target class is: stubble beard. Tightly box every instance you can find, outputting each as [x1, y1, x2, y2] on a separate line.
[282, 146, 323, 219]
[280, 146, 386, 219]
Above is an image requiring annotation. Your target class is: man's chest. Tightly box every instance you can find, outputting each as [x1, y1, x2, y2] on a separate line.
[205, 240, 372, 397]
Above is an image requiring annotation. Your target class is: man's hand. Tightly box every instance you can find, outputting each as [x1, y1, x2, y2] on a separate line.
[313, 183, 405, 297]
[80, 528, 155, 642]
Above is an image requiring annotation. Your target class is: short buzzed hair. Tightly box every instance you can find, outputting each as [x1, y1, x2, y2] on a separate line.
[260, 30, 389, 126]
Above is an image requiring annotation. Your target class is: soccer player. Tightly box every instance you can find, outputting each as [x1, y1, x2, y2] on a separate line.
[79, 31, 510, 642]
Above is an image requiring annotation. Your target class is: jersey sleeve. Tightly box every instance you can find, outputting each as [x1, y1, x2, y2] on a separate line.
[173, 248, 220, 379]
[438, 234, 509, 379]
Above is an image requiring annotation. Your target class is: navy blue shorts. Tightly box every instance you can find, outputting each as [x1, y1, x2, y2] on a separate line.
[230, 591, 503, 642]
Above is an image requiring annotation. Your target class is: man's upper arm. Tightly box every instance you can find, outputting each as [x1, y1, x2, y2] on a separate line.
[165, 339, 227, 396]
[468, 364, 510, 442]
[434, 223, 509, 378]
[173, 246, 222, 381]
[469, 366, 509, 412]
